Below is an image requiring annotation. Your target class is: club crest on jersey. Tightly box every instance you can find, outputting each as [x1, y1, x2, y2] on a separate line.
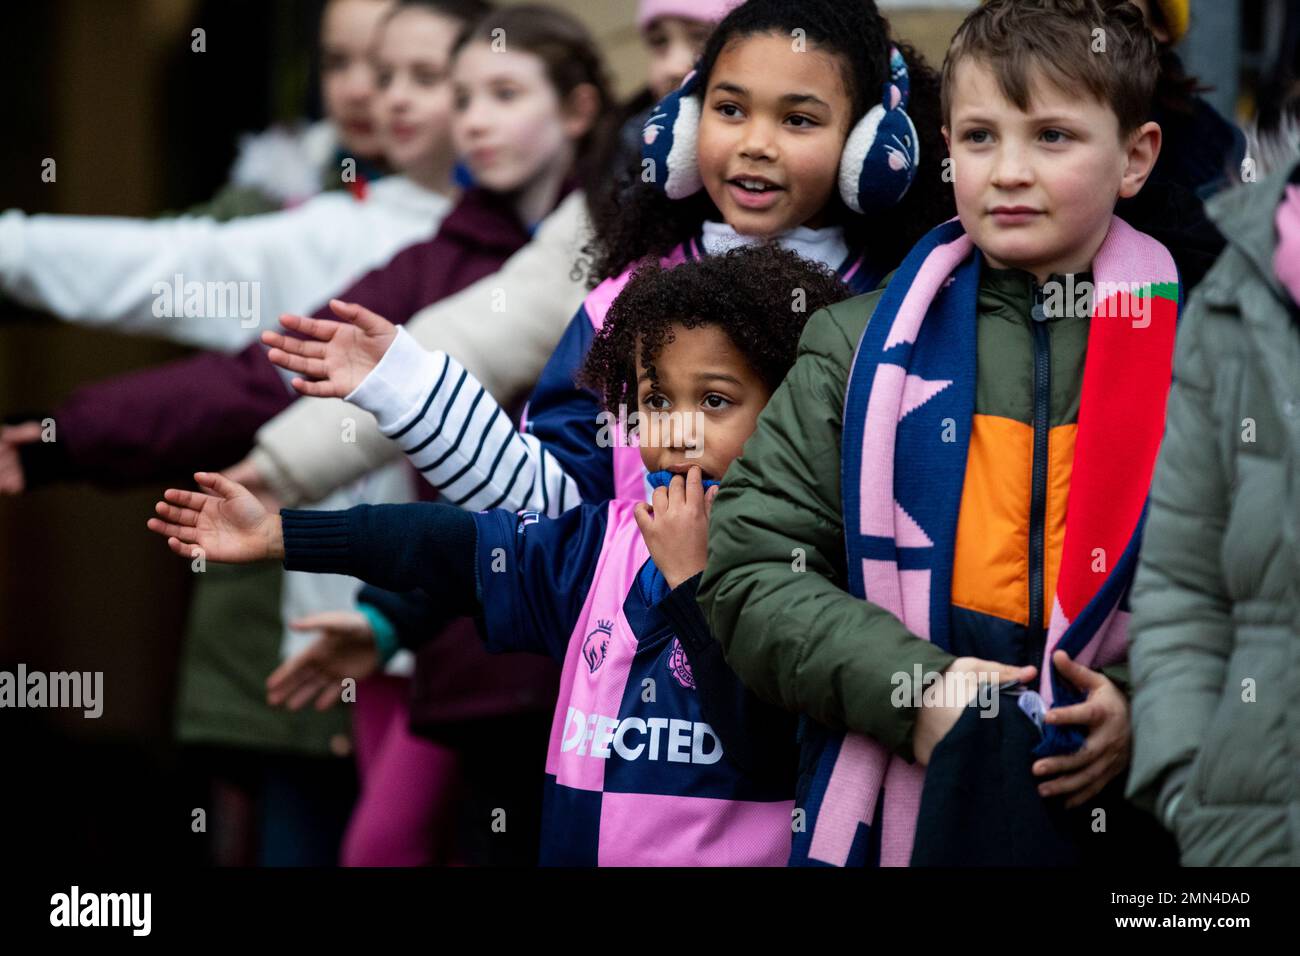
[582, 619, 614, 673]
[667, 637, 695, 689]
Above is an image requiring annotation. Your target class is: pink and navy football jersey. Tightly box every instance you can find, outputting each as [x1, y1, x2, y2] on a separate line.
[474, 499, 796, 866]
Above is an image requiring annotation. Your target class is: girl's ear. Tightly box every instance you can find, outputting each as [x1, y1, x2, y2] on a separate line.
[561, 83, 603, 141]
[942, 125, 951, 153]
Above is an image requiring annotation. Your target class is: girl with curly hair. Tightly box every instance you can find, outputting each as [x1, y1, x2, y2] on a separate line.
[146, 245, 854, 865]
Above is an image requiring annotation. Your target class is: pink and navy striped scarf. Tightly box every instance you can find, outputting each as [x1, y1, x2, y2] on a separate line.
[793, 216, 1181, 867]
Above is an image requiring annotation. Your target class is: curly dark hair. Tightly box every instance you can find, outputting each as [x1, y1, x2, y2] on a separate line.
[582, 0, 955, 288]
[578, 244, 854, 417]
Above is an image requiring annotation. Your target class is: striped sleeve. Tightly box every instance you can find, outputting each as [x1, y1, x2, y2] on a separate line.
[346, 325, 580, 516]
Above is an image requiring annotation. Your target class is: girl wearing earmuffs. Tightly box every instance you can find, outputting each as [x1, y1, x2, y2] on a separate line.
[257, 0, 954, 517]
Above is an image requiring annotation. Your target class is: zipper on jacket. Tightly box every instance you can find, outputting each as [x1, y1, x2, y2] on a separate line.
[1028, 282, 1052, 667]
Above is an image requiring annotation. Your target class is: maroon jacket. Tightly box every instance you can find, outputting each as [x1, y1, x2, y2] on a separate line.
[25, 184, 567, 729]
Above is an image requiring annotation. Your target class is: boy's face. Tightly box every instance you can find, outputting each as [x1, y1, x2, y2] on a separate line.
[943, 58, 1160, 283]
[643, 16, 715, 101]
[635, 323, 772, 482]
[321, 0, 394, 160]
[698, 33, 853, 238]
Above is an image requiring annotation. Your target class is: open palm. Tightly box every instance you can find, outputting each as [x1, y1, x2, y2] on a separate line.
[146, 471, 279, 563]
[261, 298, 396, 398]
[266, 611, 380, 711]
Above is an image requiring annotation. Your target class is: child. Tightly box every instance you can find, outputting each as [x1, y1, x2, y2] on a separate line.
[5, 0, 608, 505]
[214, 0, 396, 218]
[698, 0, 1183, 866]
[146, 245, 854, 865]
[1126, 138, 1300, 864]
[7, 2, 614, 867]
[640, 1, 739, 102]
[234, 0, 742, 511]
[587, 0, 742, 220]
[255, 0, 954, 521]
[2, 0, 487, 871]
[0, 0, 481, 353]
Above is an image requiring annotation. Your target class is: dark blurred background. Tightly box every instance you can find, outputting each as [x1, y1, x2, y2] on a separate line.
[0, 0, 325, 866]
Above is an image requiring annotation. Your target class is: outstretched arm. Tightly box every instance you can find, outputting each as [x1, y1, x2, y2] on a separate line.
[146, 471, 284, 563]
[0, 184, 442, 351]
[245, 189, 590, 506]
[18, 339, 295, 491]
[146, 470, 482, 604]
[267, 303, 587, 515]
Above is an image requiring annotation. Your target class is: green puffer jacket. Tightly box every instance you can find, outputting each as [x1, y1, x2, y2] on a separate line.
[699, 263, 1135, 761]
[1126, 157, 1300, 866]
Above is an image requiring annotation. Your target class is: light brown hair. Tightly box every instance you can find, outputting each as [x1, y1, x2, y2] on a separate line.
[450, 4, 616, 193]
[941, 0, 1160, 136]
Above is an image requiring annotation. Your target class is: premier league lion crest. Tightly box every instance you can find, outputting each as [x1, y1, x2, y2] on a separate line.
[667, 638, 695, 690]
[582, 619, 614, 673]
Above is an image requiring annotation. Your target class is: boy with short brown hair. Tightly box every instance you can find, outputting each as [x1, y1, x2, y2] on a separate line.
[700, 0, 1182, 866]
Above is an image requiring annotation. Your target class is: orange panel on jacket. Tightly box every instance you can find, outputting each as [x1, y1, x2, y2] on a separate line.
[950, 413, 1076, 627]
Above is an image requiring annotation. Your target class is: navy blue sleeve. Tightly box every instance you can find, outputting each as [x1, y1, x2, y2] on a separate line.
[473, 503, 608, 662]
[281, 503, 477, 603]
[521, 310, 615, 505]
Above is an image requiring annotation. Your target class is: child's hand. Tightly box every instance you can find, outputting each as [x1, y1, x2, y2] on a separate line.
[0, 422, 41, 495]
[1032, 650, 1131, 808]
[261, 298, 397, 398]
[146, 471, 283, 564]
[266, 611, 379, 711]
[222, 455, 282, 513]
[633, 466, 719, 590]
[912, 657, 1038, 765]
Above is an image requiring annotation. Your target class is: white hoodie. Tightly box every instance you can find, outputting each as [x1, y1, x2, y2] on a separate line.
[0, 175, 452, 352]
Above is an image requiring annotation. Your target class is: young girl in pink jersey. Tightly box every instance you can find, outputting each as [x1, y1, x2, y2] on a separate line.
[146, 244, 851, 865]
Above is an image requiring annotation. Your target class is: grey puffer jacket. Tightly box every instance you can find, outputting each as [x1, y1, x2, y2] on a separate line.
[1127, 155, 1300, 866]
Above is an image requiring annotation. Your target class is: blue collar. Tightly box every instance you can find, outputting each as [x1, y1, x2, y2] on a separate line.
[645, 469, 720, 491]
[637, 471, 721, 605]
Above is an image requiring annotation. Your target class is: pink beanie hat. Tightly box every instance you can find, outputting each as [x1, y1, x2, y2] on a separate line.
[637, 0, 742, 31]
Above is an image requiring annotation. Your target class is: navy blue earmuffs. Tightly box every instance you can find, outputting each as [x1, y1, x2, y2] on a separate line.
[641, 46, 920, 214]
